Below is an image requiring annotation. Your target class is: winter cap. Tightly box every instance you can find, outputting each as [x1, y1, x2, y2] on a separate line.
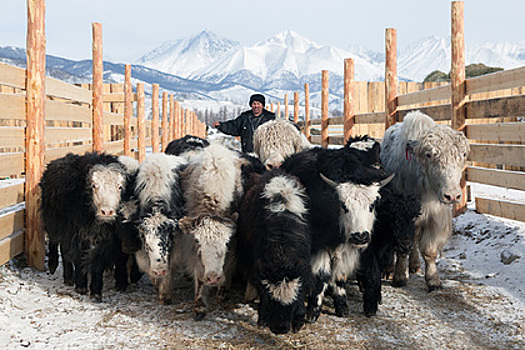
[249, 94, 265, 107]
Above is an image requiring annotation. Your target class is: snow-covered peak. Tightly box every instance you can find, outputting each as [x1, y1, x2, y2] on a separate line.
[258, 30, 321, 53]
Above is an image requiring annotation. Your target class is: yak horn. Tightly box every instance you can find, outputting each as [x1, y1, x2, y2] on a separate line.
[378, 173, 395, 188]
[320, 173, 338, 188]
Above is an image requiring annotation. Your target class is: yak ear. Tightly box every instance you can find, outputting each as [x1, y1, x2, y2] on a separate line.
[378, 173, 395, 188]
[178, 216, 195, 234]
[320, 173, 338, 188]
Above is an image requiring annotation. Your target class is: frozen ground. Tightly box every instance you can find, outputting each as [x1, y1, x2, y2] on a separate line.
[0, 183, 524, 350]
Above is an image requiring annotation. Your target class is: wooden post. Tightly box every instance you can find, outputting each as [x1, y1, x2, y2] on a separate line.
[124, 65, 132, 156]
[385, 28, 398, 130]
[293, 92, 299, 124]
[136, 83, 145, 162]
[175, 101, 182, 140]
[161, 92, 168, 151]
[277, 101, 281, 119]
[151, 84, 159, 153]
[25, 0, 46, 270]
[270, 102, 274, 113]
[344, 58, 355, 142]
[451, 1, 467, 215]
[321, 70, 329, 149]
[304, 83, 311, 141]
[92, 23, 103, 152]
[169, 94, 174, 141]
[284, 94, 289, 120]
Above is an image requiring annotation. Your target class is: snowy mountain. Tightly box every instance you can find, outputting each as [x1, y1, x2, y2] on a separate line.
[397, 36, 525, 81]
[1, 31, 523, 111]
[136, 30, 240, 79]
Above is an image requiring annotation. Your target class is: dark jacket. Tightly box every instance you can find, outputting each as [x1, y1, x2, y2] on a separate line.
[217, 109, 276, 152]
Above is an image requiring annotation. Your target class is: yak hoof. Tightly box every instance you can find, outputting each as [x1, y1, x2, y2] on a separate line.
[115, 282, 128, 292]
[409, 266, 421, 274]
[75, 287, 88, 295]
[160, 298, 172, 305]
[335, 307, 350, 317]
[194, 311, 206, 321]
[91, 293, 102, 302]
[427, 283, 442, 292]
[306, 307, 321, 324]
[392, 278, 408, 288]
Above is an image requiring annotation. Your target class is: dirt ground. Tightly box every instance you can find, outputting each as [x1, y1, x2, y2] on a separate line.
[1, 253, 524, 350]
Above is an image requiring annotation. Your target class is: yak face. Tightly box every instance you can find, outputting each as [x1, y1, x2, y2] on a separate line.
[88, 164, 127, 222]
[407, 126, 469, 205]
[179, 214, 236, 286]
[321, 174, 393, 247]
[137, 212, 177, 277]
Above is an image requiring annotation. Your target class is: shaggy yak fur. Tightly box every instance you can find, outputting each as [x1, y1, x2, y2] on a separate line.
[356, 184, 421, 316]
[236, 169, 313, 334]
[40, 152, 133, 301]
[133, 153, 187, 304]
[253, 119, 311, 169]
[280, 136, 392, 322]
[381, 111, 470, 291]
[178, 144, 265, 320]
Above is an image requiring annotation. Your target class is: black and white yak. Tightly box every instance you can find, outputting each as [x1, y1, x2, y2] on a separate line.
[356, 185, 421, 316]
[178, 143, 265, 320]
[236, 169, 313, 334]
[380, 111, 470, 291]
[281, 136, 393, 321]
[40, 152, 134, 301]
[164, 135, 209, 161]
[133, 152, 187, 304]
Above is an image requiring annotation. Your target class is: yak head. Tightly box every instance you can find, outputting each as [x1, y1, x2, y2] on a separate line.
[179, 213, 237, 286]
[88, 163, 127, 222]
[136, 208, 178, 277]
[321, 173, 394, 247]
[406, 125, 469, 205]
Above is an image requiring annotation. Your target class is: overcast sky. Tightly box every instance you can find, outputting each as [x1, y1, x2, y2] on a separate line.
[2, 0, 523, 63]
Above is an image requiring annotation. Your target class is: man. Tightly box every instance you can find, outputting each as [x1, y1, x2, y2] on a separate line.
[213, 94, 276, 153]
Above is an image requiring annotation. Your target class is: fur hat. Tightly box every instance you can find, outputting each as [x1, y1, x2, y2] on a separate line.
[249, 94, 265, 107]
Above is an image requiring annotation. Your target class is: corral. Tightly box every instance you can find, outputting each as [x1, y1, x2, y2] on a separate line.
[0, 1, 524, 349]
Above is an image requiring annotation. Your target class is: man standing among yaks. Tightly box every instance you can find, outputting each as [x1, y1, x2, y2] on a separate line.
[212, 94, 276, 153]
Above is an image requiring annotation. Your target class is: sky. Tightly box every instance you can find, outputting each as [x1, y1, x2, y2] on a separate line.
[1, 0, 524, 63]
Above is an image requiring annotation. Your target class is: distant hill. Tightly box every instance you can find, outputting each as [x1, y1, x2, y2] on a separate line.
[423, 63, 504, 82]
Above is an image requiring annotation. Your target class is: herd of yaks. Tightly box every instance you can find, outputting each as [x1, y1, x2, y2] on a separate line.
[38, 111, 470, 334]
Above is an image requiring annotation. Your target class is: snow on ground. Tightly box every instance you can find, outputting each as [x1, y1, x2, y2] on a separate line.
[1, 180, 524, 349]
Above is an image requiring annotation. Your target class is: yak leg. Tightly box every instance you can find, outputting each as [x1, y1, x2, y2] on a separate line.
[158, 275, 172, 305]
[408, 242, 421, 274]
[48, 241, 59, 274]
[114, 251, 129, 292]
[60, 244, 75, 286]
[193, 279, 210, 321]
[307, 251, 331, 323]
[392, 252, 409, 287]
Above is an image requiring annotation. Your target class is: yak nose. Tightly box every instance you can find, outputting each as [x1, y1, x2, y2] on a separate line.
[152, 269, 167, 277]
[443, 192, 462, 203]
[271, 323, 291, 335]
[100, 208, 115, 217]
[205, 272, 222, 286]
[350, 231, 370, 245]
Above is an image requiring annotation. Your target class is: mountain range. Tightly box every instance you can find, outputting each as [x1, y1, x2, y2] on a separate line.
[1, 30, 523, 110]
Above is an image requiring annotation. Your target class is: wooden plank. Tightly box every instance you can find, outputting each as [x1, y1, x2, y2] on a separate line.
[467, 166, 525, 191]
[103, 111, 124, 126]
[475, 197, 525, 222]
[46, 77, 92, 104]
[469, 143, 525, 167]
[397, 84, 451, 107]
[0, 94, 25, 120]
[328, 135, 345, 146]
[102, 92, 138, 103]
[45, 144, 92, 163]
[0, 63, 26, 89]
[0, 230, 24, 266]
[103, 140, 124, 154]
[0, 153, 24, 177]
[45, 127, 92, 144]
[0, 127, 25, 148]
[398, 104, 452, 122]
[466, 66, 525, 96]
[0, 183, 24, 209]
[466, 123, 525, 142]
[46, 99, 91, 123]
[0, 209, 25, 241]
[465, 95, 525, 120]
[355, 112, 386, 124]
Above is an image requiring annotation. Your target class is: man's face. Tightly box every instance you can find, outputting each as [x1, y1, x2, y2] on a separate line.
[251, 101, 264, 116]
